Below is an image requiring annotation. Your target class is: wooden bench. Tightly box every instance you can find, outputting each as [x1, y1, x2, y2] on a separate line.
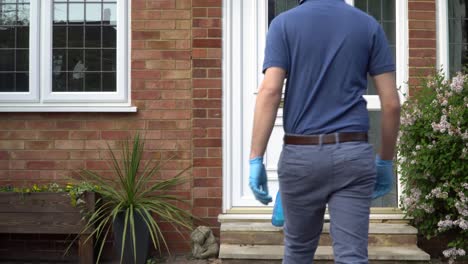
[0, 192, 95, 264]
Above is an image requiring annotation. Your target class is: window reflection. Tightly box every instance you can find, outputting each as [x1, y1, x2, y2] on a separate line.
[0, 0, 30, 92]
[52, 0, 117, 92]
[448, 0, 468, 76]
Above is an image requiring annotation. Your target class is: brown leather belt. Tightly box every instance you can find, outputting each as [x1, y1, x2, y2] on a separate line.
[284, 132, 368, 145]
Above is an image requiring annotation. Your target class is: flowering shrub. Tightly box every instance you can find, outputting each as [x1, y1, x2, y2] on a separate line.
[398, 70, 467, 263]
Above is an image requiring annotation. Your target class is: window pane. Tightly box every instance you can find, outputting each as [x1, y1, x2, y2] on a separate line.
[0, 0, 30, 92]
[448, 1, 468, 75]
[53, 0, 117, 92]
[354, 0, 396, 95]
[268, 0, 297, 26]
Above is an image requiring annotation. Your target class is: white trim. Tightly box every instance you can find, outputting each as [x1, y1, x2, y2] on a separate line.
[0, 106, 137, 112]
[395, 0, 409, 208]
[222, 0, 233, 213]
[0, 0, 133, 111]
[0, 1, 39, 102]
[436, 0, 449, 78]
[223, 0, 409, 211]
[42, 0, 127, 103]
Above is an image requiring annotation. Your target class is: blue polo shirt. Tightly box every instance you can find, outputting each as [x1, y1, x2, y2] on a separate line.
[263, 0, 395, 135]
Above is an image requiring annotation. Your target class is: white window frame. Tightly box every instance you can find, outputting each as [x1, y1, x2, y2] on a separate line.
[436, 0, 467, 79]
[437, 0, 449, 78]
[0, 0, 40, 102]
[0, 0, 136, 112]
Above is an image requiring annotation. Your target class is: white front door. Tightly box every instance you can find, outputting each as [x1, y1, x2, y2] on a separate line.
[222, 0, 408, 211]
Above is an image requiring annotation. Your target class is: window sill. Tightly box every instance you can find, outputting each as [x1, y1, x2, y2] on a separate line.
[0, 105, 138, 112]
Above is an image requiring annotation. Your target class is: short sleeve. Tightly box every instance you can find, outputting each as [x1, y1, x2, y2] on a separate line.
[368, 24, 396, 76]
[262, 18, 289, 74]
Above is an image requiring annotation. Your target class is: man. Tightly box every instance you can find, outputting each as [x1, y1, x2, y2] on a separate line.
[248, 0, 401, 263]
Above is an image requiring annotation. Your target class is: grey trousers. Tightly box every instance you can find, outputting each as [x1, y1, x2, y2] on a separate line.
[278, 141, 376, 264]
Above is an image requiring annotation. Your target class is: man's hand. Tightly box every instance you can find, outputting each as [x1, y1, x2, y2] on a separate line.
[249, 157, 272, 205]
[372, 155, 394, 199]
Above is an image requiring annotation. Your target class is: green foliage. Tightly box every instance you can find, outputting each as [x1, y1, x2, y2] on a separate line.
[0, 182, 98, 208]
[398, 69, 468, 262]
[66, 134, 195, 264]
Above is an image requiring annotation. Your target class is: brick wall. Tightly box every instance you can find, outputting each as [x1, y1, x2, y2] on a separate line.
[408, 0, 437, 92]
[191, 0, 223, 237]
[0, 0, 196, 260]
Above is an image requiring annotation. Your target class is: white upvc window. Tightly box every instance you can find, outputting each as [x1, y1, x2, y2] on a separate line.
[437, 0, 468, 78]
[0, 0, 135, 112]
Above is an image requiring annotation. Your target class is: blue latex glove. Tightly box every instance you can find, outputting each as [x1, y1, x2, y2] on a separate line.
[372, 155, 394, 199]
[271, 191, 284, 227]
[249, 157, 272, 205]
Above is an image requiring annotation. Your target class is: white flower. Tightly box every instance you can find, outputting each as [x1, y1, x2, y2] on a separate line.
[450, 72, 465, 93]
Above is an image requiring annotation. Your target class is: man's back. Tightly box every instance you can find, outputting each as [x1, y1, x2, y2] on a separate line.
[263, 0, 395, 135]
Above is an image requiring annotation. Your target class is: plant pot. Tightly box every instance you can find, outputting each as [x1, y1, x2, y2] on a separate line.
[113, 211, 150, 264]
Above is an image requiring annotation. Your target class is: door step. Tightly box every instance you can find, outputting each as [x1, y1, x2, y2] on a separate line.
[221, 222, 418, 246]
[220, 245, 431, 264]
[218, 217, 430, 263]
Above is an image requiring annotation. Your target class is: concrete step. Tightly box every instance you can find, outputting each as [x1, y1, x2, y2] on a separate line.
[221, 222, 418, 246]
[219, 244, 431, 264]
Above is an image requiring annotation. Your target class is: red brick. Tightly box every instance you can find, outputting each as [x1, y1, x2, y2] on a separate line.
[408, 11, 435, 20]
[193, 139, 221, 147]
[10, 151, 70, 160]
[161, 30, 191, 40]
[0, 141, 24, 150]
[408, 2, 435, 11]
[193, 109, 207, 118]
[193, 0, 222, 8]
[194, 178, 221, 187]
[70, 151, 100, 160]
[207, 128, 221, 137]
[193, 18, 221, 28]
[193, 99, 221, 108]
[56, 121, 83, 130]
[0, 151, 8, 160]
[193, 128, 207, 138]
[193, 8, 207, 17]
[101, 131, 133, 140]
[193, 158, 222, 167]
[86, 160, 111, 170]
[409, 58, 437, 67]
[0, 131, 37, 140]
[207, 8, 222, 17]
[85, 121, 114, 130]
[146, 0, 176, 9]
[193, 59, 221, 68]
[193, 119, 221, 128]
[409, 20, 436, 30]
[193, 69, 207, 78]
[409, 30, 436, 39]
[2, 121, 26, 130]
[25, 141, 54, 150]
[160, 10, 191, 19]
[145, 20, 176, 30]
[133, 31, 161, 40]
[26, 121, 55, 130]
[26, 161, 56, 170]
[192, 79, 222, 88]
[70, 131, 100, 140]
[55, 140, 85, 150]
[409, 39, 436, 48]
[194, 198, 221, 207]
[193, 39, 222, 48]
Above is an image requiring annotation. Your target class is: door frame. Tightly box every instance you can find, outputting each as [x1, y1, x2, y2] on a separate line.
[222, 0, 408, 213]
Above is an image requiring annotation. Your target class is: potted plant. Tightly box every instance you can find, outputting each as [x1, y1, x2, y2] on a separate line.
[399, 70, 467, 263]
[68, 134, 195, 264]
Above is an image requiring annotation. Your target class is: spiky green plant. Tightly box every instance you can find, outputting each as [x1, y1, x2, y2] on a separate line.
[65, 134, 194, 263]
